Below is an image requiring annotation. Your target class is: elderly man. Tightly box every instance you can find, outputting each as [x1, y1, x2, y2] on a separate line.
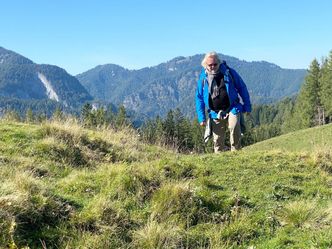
[195, 51, 251, 152]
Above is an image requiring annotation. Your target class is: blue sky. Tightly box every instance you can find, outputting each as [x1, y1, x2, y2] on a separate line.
[2, 0, 332, 75]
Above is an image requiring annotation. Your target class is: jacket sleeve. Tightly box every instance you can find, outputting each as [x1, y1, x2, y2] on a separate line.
[230, 68, 252, 112]
[195, 71, 206, 123]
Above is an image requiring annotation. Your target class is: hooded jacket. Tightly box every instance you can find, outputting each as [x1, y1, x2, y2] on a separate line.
[195, 61, 251, 123]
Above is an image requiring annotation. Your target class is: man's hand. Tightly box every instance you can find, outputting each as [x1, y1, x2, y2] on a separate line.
[200, 121, 206, 127]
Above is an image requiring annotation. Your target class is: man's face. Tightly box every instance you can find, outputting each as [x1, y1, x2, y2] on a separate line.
[206, 56, 218, 73]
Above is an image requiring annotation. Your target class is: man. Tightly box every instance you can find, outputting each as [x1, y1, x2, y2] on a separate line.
[195, 51, 251, 152]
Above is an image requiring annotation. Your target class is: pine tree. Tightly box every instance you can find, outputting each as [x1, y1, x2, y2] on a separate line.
[106, 105, 116, 127]
[140, 120, 156, 144]
[319, 51, 332, 122]
[163, 110, 175, 147]
[94, 107, 107, 127]
[173, 108, 184, 150]
[25, 108, 34, 123]
[279, 97, 296, 133]
[155, 116, 165, 145]
[180, 118, 194, 151]
[172, 108, 193, 151]
[52, 107, 64, 122]
[81, 103, 93, 126]
[115, 105, 129, 129]
[36, 112, 47, 123]
[191, 119, 206, 153]
[289, 59, 321, 129]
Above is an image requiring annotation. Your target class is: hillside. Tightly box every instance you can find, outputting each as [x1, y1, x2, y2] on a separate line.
[245, 123, 332, 153]
[76, 54, 307, 119]
[0, 120, 331, 248]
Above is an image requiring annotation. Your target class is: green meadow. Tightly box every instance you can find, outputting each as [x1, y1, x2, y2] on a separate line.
[0, 120, 331, 248]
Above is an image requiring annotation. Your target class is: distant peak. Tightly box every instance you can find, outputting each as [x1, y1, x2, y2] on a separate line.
[0, 46, 33, 65]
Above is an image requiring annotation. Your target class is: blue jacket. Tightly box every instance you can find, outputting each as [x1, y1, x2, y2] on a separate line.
[195, 62, 251, 123]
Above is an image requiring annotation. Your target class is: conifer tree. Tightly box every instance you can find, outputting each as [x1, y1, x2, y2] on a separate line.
[140, 120, 156, 144]
[173, 108, 193, 151]
[52, 107, 64, 122]
[289, 59, 321, 129]
[164, 110, 175, 147]
[115, 105, 129, 128]
[106, 105, 116, 127]
[180, 118, 194, 151]
[173, 108, 184, 149]
[280, 98, 296, 133]
[155, 116, 165, 145]
[319, 51, 332, 122]
[94, 107, 107, 127]
[36, 112, 47, 123]
[81, 103, 93, 126]
[191, 119, 206, 153]
[25, 108, 34, 123]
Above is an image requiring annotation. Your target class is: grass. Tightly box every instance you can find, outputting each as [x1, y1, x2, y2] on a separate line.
[245, 123, 332, 153]
[0, 119, 331, 248]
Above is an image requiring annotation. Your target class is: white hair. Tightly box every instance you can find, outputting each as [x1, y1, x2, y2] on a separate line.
[201, 51, 221, 68]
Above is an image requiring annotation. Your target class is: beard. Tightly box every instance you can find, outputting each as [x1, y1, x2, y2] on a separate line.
[207, 66, 219, 75]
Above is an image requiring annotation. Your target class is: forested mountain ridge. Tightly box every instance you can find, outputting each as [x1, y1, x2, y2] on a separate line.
[0, 47, 92, 112]
[1, 46, 307, 122]
[0, 47, 33, 65]
[77, 54, 307, 118]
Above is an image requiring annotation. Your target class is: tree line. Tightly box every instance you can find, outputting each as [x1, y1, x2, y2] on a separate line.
[282, 51, 332, 131]
[1, 103, 131, 130]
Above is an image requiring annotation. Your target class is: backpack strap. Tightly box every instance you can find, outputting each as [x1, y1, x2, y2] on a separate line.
[221, 60, 235, 84]
[221, 60, 240, 105]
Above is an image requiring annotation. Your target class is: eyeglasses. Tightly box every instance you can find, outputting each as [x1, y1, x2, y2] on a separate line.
[208, 63, 218, 67]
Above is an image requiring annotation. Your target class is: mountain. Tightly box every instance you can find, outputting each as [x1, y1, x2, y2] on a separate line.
[77, 54, 307, 119]
[0, 47, 92, 112]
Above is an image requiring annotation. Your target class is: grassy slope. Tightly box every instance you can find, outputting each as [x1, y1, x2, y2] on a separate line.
[0, 121, 331, 249]
[245, 123, 332, 153]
